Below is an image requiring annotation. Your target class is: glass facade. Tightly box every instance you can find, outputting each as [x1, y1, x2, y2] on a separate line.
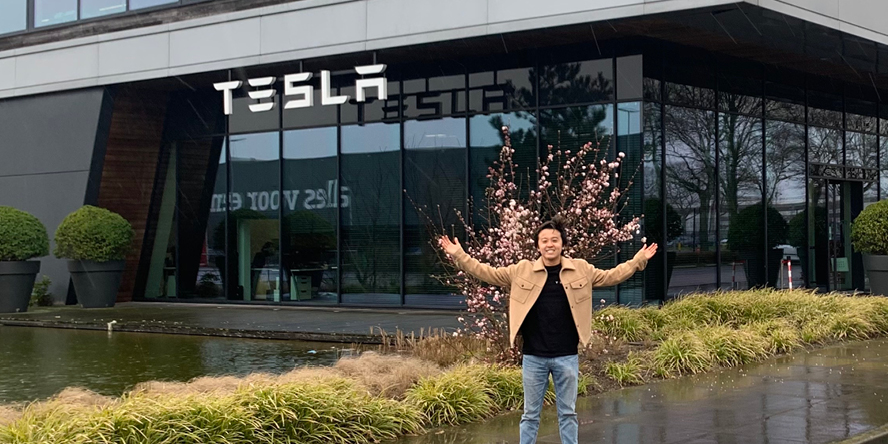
[644, 50, 885, 299]
[1, 0, 198, 34]
[143, 53, 651, 307]
[0, 0, 27, 34]
[140, 42, 888, 307]
[34, 0, 77, 27]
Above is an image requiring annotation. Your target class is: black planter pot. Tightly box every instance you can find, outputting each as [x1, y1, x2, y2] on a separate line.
[0, 261, 40, 313]
[67, 260, 125, 308]
[740, 249, 784, 288]
[863, 254, 888, 296]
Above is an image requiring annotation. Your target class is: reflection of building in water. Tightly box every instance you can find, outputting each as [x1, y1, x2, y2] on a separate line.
[1, 0, 887, 308]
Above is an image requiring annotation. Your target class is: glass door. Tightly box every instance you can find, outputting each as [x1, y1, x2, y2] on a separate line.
[825, 181, 852, 291]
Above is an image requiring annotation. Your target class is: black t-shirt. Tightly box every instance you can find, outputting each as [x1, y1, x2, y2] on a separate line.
[519, 264, 579, 357]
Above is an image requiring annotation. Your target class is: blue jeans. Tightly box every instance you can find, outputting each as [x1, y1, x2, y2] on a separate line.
[520, 354, 578, 444]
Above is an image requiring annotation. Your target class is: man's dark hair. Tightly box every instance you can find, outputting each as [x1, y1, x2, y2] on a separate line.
[535, 215, 568, 249]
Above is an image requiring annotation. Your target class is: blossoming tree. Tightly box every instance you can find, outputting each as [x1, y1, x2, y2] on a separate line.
[429, 126, 641, 363]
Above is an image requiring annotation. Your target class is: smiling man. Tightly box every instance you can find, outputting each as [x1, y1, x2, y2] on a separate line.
[439, 216, 657, 444]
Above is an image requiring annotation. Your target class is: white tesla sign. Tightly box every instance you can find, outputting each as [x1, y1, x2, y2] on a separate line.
[214, 64, 387, 115]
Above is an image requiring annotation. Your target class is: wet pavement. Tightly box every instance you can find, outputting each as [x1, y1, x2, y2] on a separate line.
[0, 302, 462, 343]
[393, 339, 888, 444]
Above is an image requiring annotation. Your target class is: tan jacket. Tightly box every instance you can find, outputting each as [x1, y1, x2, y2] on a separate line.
[451, 248, 648, 348]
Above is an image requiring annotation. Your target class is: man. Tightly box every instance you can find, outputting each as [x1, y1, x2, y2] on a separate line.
[439, 217, 657, 444]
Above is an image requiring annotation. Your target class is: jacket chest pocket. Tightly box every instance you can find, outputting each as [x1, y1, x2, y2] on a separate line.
[568, 278, 591, 303]
[511, 278, 536, 304]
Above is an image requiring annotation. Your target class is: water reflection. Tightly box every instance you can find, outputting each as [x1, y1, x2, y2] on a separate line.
[0, 326, 340, 404]
[393, 339, 888, 443]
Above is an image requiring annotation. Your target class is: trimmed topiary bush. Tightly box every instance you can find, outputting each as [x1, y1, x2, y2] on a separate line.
[54, 206, 134, 262]
[852, 199, 888, 255]
[0, 207, 49, 261]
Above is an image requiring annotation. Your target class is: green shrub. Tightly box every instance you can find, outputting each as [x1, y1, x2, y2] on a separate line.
[461, 365, 524, 412]
[29, 276, 53, 307]
[240, 379, 423, 443]
[746, 320, 802, 354]
[592, 306, 652, 342]
[405, 367, 495, 427]
[54, 206, 133, 262]
[649, 332, 712, 377]
[696, 326, 768, 367]
[2, 378, 424, 444]
[605, 355, 645, 386]
[0, 207, 49, 261]
[852, 199, 888, 255]
[800, 319, 832, 344]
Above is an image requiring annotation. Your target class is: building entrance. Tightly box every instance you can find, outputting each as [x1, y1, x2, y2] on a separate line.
[808, 164, 877, 292]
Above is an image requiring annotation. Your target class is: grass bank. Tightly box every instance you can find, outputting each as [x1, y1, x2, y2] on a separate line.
[2, 289, 886, 443]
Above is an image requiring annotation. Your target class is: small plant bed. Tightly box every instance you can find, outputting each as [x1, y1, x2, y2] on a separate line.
[2, 289, 886, 443]
[591, 288, 888, 385]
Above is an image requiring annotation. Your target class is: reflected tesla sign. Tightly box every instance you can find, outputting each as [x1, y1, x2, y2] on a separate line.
[213, 64, 387, 115]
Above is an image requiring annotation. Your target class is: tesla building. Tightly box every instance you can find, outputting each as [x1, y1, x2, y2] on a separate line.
[1, 0, 887, 308]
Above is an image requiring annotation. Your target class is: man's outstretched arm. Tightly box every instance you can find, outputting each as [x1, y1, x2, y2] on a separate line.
[587, 243, 658, 287]
[439, 235, 515, 287]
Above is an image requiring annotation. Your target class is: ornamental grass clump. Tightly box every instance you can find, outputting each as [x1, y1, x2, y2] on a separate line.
[0, 207, 49, 261]
[405, 366, 496, 427]
[334, 351, 442, 399]
[54, 205, 133, 262]
[649, 332, 713, 377]
[746, 319, 803, 354]
[604, 355, 645, 386]
[592, 306, 652, 342]
[461, 365, 525, 412]
[696, 326, 769, 367]
[240, 378, 423, 443]
[2, 377, 424, 444]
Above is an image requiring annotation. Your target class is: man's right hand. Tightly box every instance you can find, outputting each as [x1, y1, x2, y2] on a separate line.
[439, 235, 463, 256]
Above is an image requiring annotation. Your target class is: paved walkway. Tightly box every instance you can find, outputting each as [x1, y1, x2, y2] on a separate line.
[0, 302, 462, 343]
[394, 339, 888, 444]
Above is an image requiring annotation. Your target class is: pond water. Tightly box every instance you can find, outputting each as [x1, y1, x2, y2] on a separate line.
[0, 325, 344, 404]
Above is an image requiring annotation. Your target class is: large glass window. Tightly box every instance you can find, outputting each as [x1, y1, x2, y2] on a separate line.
[846, 131, 879, 206]
[229, 132, 281, 302]
[404, 118, 467, 306]
[539, 58, 613, 106]
[469, 66, 534, 113]
[719, 114, 764, 290]
[0, 1, 27, 34]
[766, 120, 807, 288]
[664, 105, 717, 296]
[129, 0, 177, 9]
[340, 122, 401, 304]
[402, 72, 466, 120]
[145, 144, 179, 299]
[81, 0, 126, 19]
[616, 102, 644, 305]
[882, 134, 888, 200]
[809, 126, 843, 165]
[282, 127, 339, 304]
[34, 0, 77, 27]
[469, 112, 537, 225]
[642, 102, 668, 302]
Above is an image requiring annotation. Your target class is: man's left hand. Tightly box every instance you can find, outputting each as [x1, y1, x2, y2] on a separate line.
[640, 243, 658, 260]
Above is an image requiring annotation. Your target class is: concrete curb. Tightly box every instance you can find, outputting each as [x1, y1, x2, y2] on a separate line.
[0, 319, 383, 344]
[833, 423, 888, 444]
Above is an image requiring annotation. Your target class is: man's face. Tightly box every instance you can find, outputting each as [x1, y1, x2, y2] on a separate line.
[537, 228, 563, 262]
